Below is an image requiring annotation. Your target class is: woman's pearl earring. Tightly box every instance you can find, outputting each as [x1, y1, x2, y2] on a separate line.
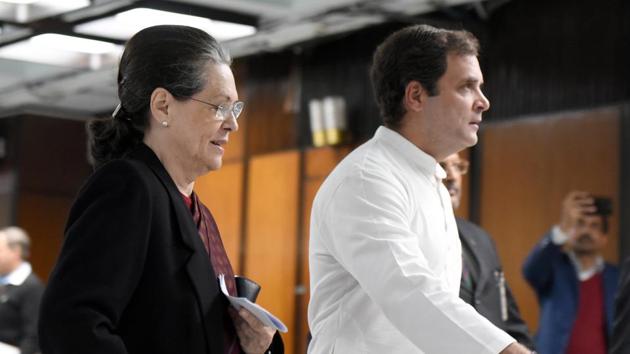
[161, 121, 169, 127]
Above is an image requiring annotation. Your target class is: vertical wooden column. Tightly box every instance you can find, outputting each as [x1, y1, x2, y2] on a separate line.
[620, 104, 630, 261]
[244, 150, 300, 353]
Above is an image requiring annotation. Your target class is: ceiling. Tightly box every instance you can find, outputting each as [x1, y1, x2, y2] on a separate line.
[0, 0, 489, 118]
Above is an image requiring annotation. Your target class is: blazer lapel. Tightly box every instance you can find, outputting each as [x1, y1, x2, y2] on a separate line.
[456, 219, 490, 294]
[129, 144, 219, 316]
[602, 265, 617, 336]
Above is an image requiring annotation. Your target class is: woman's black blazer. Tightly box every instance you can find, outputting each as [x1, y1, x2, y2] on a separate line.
[39, 144, 283, 354]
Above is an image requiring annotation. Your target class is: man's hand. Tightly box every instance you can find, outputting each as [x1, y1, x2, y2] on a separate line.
[559, 191, 595, 234]
[229, 307, 275, 354]
[499, 342, 533, 354]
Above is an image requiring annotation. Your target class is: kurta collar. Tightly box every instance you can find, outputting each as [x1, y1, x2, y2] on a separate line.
[374, 126, 445, 179]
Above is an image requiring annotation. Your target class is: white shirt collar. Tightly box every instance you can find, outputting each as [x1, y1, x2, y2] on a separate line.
[550, 226, 606, 281]
[567, 252, 605, 281]
[374, 126, 444, 179]
[1, 262, 32, 286]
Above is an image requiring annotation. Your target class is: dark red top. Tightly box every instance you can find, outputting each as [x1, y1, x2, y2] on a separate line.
[565, 272, 607, 354]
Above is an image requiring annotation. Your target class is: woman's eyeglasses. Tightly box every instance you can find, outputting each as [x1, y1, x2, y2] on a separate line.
[190, 97, 245, 121]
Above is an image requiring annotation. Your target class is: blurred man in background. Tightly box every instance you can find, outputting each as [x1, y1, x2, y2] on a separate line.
[441, 152, 534, 350]
[0, 226, 44, 354]
[523, 191, 618, 354]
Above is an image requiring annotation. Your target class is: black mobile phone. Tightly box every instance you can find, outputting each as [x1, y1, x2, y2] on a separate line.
[592, 197, 612, 216]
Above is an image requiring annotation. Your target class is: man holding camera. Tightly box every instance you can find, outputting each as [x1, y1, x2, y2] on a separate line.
[523, 191, 619, 354]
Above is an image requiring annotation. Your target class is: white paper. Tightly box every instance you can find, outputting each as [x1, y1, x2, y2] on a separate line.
[219, 274, 288, 333]
[0, 341, 19, 354]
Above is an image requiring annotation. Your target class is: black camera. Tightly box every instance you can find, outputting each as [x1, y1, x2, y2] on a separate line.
[591, 197, 612, 216]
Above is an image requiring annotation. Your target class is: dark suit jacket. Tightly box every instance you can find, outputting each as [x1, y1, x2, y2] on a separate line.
[0, 271, 44, 354]
[456, 218, 534, 350]
[39, 144, 283, 354]
[522, 231, 618, 354]
[611, 256, 630, 354]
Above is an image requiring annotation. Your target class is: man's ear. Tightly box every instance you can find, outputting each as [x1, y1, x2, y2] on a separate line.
[149, 87, 171, 124]
[404, 80, 426, 112]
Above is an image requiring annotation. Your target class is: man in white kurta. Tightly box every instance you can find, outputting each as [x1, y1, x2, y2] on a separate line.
[308, 25, 530, 354]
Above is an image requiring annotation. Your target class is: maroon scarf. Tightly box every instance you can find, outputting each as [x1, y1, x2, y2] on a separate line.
[182, 193, 240, 354]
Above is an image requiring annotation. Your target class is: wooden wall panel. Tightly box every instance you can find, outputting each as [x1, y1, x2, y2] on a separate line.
[11, 115, 92, 282]
[241, 54, 298, 155]
[222, 117, 245, 164]
[244, 151, 300, 353]
[195, 162, 244, 274]
[19, 116, 91, 195]
[0, 173, 15, 226]
[15, 193, 74, 281]
[479, 107, 620, 331]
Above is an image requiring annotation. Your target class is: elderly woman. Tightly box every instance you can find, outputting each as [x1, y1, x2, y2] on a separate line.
[38, 25, 282, 354]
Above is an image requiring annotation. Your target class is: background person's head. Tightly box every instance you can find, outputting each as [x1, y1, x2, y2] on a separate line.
[569, 202, 610, 256]
[441, 152, 469, 210]
[0, 227, 30, 276]
[89, 25, 234, 171]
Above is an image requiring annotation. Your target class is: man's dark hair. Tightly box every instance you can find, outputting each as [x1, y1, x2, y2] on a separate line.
[370, 24, 480, 129]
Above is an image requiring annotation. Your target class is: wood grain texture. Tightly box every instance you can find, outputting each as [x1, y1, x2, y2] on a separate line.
[244, 150, 300, 353]
[16, 193, 73, 281]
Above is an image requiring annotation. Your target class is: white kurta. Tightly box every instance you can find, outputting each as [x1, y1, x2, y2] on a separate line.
[308, 126, 514, 354]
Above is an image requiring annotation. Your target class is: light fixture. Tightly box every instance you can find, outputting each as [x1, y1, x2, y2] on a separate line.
[74, 7, 257, 42]
[30, 33, 118, 54]
[0, 33, 123, 69]
[0, 0, 90, 23]
[0, 0, 40, 4]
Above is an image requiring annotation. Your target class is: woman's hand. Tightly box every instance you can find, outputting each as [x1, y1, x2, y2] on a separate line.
[229, 307, 275, 354]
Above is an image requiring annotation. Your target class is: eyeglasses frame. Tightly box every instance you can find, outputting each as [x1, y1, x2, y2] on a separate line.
[190, 97, 245, 121]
